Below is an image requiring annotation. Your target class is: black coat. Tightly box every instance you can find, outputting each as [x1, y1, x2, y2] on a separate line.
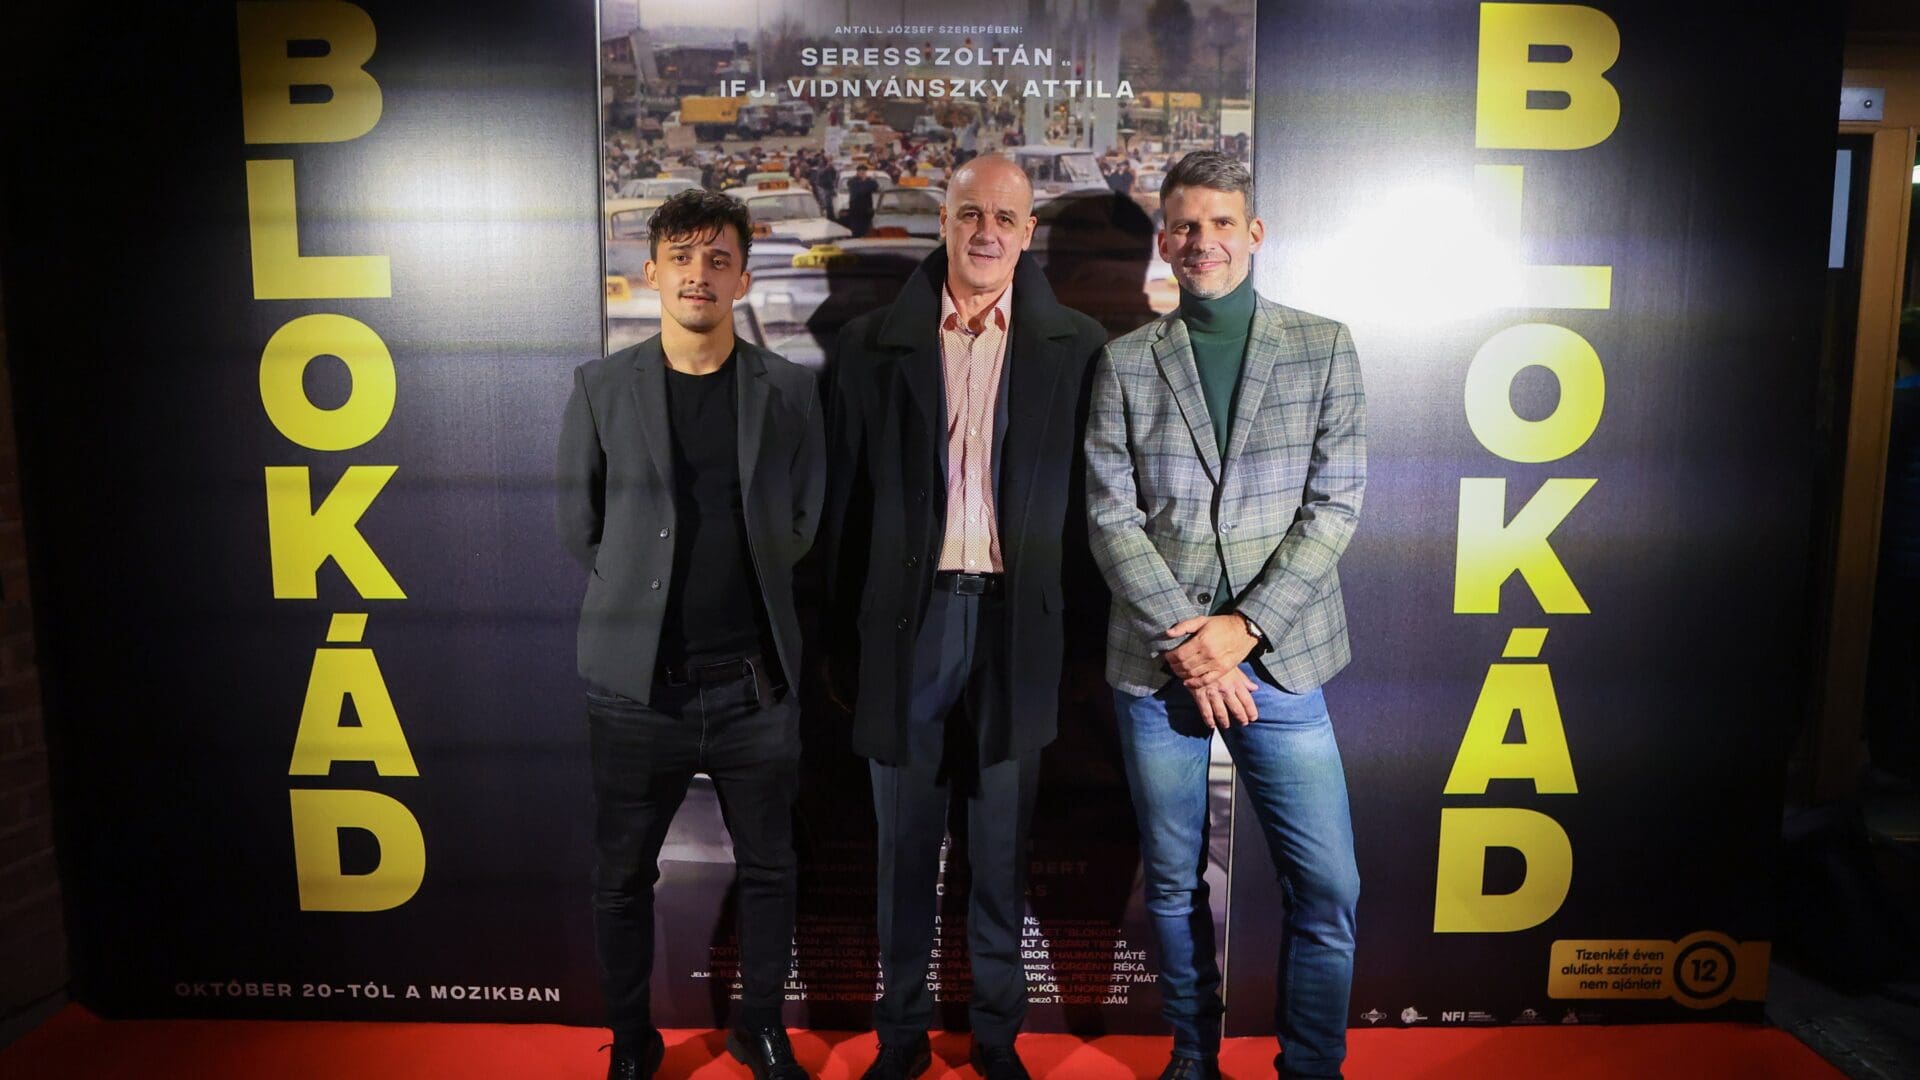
[846, 176, 879, 217]
[822, 248, 1107, 767]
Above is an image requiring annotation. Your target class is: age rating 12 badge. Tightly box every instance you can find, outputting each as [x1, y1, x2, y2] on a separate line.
[1546, 932, 1769, 1010]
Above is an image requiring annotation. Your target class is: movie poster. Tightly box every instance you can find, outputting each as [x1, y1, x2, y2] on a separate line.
[597, 0, 1254, 1031]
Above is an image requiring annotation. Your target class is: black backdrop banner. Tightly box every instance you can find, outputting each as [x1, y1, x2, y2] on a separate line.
[5, 0, 606, 1019]
[1230, 1, 1843, 1032]
[0, 0, 1843, 1035]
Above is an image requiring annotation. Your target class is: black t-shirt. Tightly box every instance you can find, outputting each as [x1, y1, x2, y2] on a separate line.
[659, 351, 775, 670]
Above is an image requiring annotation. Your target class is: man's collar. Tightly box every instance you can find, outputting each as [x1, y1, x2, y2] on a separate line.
[940, 279, 1013, 335]
[879, 247, 1071, 348]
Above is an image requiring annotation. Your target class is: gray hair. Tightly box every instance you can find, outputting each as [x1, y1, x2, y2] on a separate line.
[1159, 150, 1255, 216]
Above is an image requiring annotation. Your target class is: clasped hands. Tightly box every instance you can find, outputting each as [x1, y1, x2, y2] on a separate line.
[1162, 613, 1259, 730]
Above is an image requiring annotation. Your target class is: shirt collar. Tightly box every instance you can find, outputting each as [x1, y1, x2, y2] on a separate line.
[941, 280, 1012, 335]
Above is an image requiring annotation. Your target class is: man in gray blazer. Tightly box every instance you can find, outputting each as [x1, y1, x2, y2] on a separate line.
[557, 190, 824, 1080]
[1085, 151, 1365, 1080]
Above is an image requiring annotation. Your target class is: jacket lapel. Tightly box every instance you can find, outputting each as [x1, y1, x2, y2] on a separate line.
[878, 258, 949, 485]
[996, 307, 1067, 542]
[736, 343, 770, 499]
[630, 337, 675, 492]
[902, 333, 947, 482]
[995, 252, 1081, 568]
[1221, 298, 1288, 474]
[1149, 316, 1222, 484]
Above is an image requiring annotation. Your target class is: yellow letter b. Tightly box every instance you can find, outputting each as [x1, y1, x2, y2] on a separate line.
[237, 1, 383, 144]
[1477, 3, 1621, 151]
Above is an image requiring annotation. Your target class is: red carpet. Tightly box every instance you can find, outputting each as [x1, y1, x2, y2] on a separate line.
[1, 1005, 1841, 1078]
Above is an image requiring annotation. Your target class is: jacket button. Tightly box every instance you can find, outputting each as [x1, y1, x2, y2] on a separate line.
[1198, 591, 1212, 604]
[650, 579, 662, 590]
[659, 527, 670, 538]
[905, 556, 918, 567]
[916, 488, 927, 501]
[895, 618, 908, 631]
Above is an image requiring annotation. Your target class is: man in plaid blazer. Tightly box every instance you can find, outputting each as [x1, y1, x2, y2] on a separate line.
[1085, 151, 1365, 1080]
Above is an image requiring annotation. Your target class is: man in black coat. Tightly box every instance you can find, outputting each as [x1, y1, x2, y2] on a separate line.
[820, 154, 1107, 1080]
[845, 164, 879, 237]
[557, 190, 824, 1080]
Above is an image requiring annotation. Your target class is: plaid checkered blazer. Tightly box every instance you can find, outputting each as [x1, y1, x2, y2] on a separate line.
[1085, 295, 1366, 697]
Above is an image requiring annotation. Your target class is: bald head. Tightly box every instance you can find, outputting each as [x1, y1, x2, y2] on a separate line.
[940, 154, 1038, 302]
[949, 154, 1034, 216]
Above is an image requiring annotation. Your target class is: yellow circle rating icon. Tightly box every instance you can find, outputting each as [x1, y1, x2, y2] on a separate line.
[1669, 931, 1740, 1009]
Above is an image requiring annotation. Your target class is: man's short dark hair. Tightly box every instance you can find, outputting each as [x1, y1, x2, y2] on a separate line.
[647, 189, 752, 260]
[1160, 150, 1256, 216]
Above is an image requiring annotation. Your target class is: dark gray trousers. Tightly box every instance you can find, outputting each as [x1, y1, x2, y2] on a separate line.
[871, 587, 1040, 1047]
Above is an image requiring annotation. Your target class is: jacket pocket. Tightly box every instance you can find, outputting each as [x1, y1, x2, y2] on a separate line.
[1040, 580, 1064, 613]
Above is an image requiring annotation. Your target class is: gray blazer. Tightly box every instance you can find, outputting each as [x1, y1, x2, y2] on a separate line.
[556, 335, 825, 703]
[1085, 294, 1366, 697]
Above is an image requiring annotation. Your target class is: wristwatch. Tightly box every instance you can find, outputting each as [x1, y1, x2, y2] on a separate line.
[1239, 612, 1266, 649]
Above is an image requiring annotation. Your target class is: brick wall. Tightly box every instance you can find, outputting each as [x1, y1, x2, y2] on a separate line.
[0, 278, 67, 1040]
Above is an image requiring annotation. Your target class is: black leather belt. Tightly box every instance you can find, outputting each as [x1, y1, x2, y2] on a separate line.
[932, 570, 1003, 596]
[661, 654, 761, 687]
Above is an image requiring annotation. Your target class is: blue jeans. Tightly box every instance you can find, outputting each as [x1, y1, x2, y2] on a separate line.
[1114, 664, 1359, 1079]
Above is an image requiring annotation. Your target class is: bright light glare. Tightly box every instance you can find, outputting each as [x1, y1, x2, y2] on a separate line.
[1283, 180, 1522, 327]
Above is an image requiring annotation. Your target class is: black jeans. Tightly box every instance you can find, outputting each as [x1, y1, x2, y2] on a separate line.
[587, 670, 799, 1045]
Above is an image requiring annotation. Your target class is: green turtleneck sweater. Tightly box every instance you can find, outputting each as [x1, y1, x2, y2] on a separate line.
[1179, 273, 1256, 615]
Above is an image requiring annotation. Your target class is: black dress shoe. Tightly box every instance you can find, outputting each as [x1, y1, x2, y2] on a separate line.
[604, 1032, 664, 1080]
[861, 1033, 932, 1079]
[969, 1041, 1032, 1080]
[1158, 1055, 1221, 1080]
[726, 1023, 808, 1080]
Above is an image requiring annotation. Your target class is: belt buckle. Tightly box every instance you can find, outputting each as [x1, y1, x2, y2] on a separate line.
[954, 573, 986, 596]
